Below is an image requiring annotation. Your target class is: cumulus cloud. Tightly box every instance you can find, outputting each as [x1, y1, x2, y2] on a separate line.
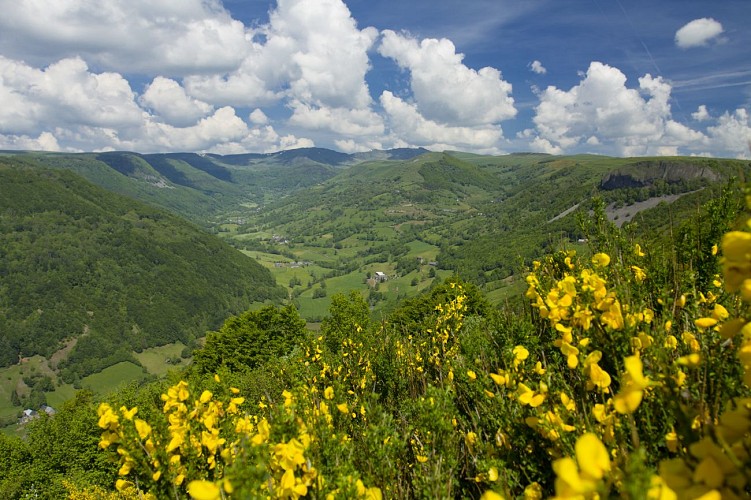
[706, 109, 751, 158]
[692, 105, 711, 121]
[140, 77, 213, 127]
[529, 61, 708, 156]
[288, 101, 384, 136]
[0, 54, 312, 154]
[380, 91, 503, 152]
[0, 132, 62, 152]
[675, 18, 724, 48]
[185, 0, 378, 111]
[249, 109, 269, 125]
[0, 56, 144, 134]
[0, 0, 249, 75]
[379, 30, 516, 127]
[529, 60, 547, 75]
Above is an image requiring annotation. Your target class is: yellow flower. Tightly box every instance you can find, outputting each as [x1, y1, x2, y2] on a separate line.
[324, 386, 334, 400]
[120, 406, 138, 420]
[576, 433, 610, 480]
[665, 431, 679, 453]
[273, 438, 307, 471]
[517, 383, 545, 407]
[614, 356, 650, 414]
[480, 491, 505, 500]
[719, 318, 745, 339]
[711, 304, 729, 321]
[695, 317, 718, 329]
[199, 390, 213, 404]
[115, 479, 133, 491]
[490, 371, 508, 386]
[488, 467, 499, 482]
[467, 370, 477, 381]
[134, 419, 151, 440]
[97, 404, 119, 430]
[524, 482, 542, 499]
[635, 243, 646, 257]
[416, 455, 428, 463]
[561, 392, 576, 412]
[592, 253, 611, 267]
[337, 403, 349, 414]
[721, 231, 751, 292]
[513, 345, 530, 362]
[631, 265, 647, 282]
[677, 353, 702, 367]
[560, 342, 579, 369]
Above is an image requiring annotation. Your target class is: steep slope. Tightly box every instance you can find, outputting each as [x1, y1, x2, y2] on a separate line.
[0, 161, 285, 380]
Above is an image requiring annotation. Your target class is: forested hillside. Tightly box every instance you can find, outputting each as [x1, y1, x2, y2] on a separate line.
[0, 163, 285, 382]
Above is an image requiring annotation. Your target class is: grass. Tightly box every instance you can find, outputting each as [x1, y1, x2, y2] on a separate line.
[134, 342, 189, 377]
[0, 356, 56, 417]
[79, 362, 148, 394]
[46, 384, 76, 409]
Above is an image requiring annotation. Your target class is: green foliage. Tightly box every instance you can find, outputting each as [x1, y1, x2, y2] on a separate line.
[320, 291, 370, 354]
[192, 304, 306, 375]
[0, 391, 114, 499]
[0, 164, 285, 379]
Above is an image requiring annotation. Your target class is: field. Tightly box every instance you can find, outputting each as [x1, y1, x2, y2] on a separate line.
[0, 342, 192, 433]
[133, 342, 190, 377]
[78, 362, 148, 394]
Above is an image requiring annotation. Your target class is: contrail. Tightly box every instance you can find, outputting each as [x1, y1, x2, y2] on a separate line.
[608, 0, 683, 111]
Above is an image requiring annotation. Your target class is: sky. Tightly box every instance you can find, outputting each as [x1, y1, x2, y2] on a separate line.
[0, 0, 749, 158]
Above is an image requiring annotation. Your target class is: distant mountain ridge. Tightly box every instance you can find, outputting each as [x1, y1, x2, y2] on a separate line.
[0, 147, 431, 222]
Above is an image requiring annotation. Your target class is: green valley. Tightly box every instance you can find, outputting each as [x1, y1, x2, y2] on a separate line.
[0, 147, 747, 431]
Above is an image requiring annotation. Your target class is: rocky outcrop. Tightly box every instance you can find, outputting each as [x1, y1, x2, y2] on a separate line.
[601, 160, 721, 190]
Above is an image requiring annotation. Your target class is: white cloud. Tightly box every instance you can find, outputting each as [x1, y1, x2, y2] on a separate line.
[675, 18, 724, 49]
[706, 109, 751, 158]
[0, 56, 144, 134]
[335, 138, 385, 153]
[378, 30, 516, 127]
[288, 101, 384, 136]
[185, 0, 378, 111]
[692, 105, 711, 121]
[529, 60, 547, 75]
[0, 54, 313, 154]
[529, 61, 709, 156]
[249, 109, 269, 125]
[0, 132, 62, 151]
[0, 0, 249, 75]
[380, 91, 503, 153]
[140, 77, 213, 127]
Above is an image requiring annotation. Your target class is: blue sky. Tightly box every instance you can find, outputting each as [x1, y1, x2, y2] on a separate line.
[0, 0, 749, 157]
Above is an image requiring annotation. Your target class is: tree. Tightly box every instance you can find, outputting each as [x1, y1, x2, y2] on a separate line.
[320, 291, 370, 353]
[192, 304, 307, 375]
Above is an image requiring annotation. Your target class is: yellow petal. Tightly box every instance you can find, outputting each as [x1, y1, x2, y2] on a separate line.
[575, 433, 610, 480]
[614, 388, 643, 414]
[187, 480, 221, 500]
[480, 491, 505, 500]
[695, 317, 718, 329]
